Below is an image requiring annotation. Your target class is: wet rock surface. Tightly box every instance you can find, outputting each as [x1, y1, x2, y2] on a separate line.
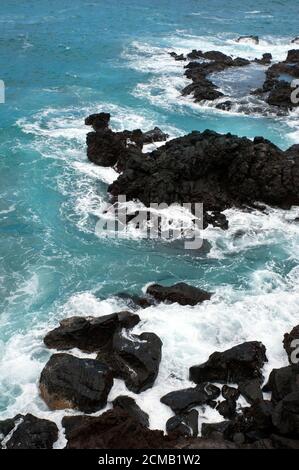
[0, 414, 58, 449]
[161, 383, 220, 413]
[39, 353, 114, 412]
[146, 282, 212, 306]
[112, 395, 150, 427]
[189, 341, 267, 385]
[166, 409, 199, 437]
[44, 311, 140, 352]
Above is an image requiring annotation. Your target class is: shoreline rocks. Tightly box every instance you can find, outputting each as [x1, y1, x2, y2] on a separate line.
[189, 341, 267, 385]
[44, 311, 140, 352]
[0, 414, 58, 449]
[146, 282, 212, 306]
[39, 353, 114, 412]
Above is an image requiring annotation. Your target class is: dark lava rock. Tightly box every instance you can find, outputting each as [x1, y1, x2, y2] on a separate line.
[291, 37, 299, 45]
[222, 385, 240, 401]
[146, 282, 212, 306]
[160, 383, 220, 413]
[201, 421, 230, 440]
[62, 408, 166, 449]
[267, 80, 295, 109]
[255, 53, 272, 65]
[283, 325, 299, 364]
[190, 341, 267, 385]
[44, 311, 140, 353]
[142, 126, 169, 144]
[114, 293, 152, 310]
[264, 365, 299, 403]
[272, 392, 299, 436]
[236, 35, 259, 44]
[111, 330, 162, 393]
[85, 112, 111, 131]
[112, 395, 149, 428]
[238, 379, 263, 404]
[0, 414, 58, 449]
[217, 399, 237, 420]
[215, 101, 233, 111]
[286, 49, 299, 63]
[166, 409, 198, 437]
[39, 353, 113, 412]
[271, 434, 299, 449]
[85, 113, 168, 169]
[108, 129, 299, 229]
[169, 52, 186, 61]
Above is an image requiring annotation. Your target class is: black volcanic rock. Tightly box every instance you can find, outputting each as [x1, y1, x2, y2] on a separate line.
[189, 341, 267, 385]
[108, 130, 299, 228]
[110, 331, 162, 393]
[272, 392, 299, 436]
[44, 311, 140, 353]
[217, 400, 237, 420]
[146, 282, 212, 306]
[238, 379, 263, 404]
[161, 383, 220, 413]
[39, 353, 113, 412]
[0, 414, 58, 449]
[166, 409, 199, 437]
[283, 325, 299, 364]
[264, 365, 299, 403]
[222, 385, 240, 401]
[112, 395, 149, 427]
[236, 35, 259, 44]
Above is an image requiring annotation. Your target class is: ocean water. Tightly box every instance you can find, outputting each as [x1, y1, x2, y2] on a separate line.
[0, 0, 299, 446]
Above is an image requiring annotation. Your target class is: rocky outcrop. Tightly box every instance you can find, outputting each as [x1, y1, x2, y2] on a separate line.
[44, 311, 140, 352]
[0, 414, 58, 449]
[85, 113, 299, 231]
[112, 396, 149, 427]
[236, 35, 259, 44]
[108, 130, 299, 228]
[253, 50, 299, 110]
[39, 353, 113, 412]
[264, 365, 299, 404]
[97, 331, 162, 393]
[160, 383, 220, 413]
[238, 379, 263, 404]
[146, 282, 212, 306]
[181, 50, 250, 103]
[166, 409, 199, 437]
[86, 113, 168, 170]
[189, 341, 267, 385]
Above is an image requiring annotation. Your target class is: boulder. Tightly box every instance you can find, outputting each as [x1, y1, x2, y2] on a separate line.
[222, 385, 240, 401]
[272, 392, 299, 436]
[44, 311, 140, 353]
[85, 112, 110, 131]
[146, 282, 212, 306]
[291, 37, 299, 45]
[62, 408, 166, 449]
[238, 379, 263, 404]
[264, 365, 299, 403]
[108, 129, 299, 228]
[201, 421, 231, 440]
[111, 331, 162, 393]
[160, 383, 220, 413]
[39, 353, 113, 412]
[217, 399, 237, 420]
[112, 395, 149, 427]
[190, 341, 267, 385]
[142, 127, 169, 144]
[283, 325, 299, 364]
[166, 409, 198, 437]
[114, 293, 152, 310]
[0, 414, 58, 449]
[236, 35, 259, 44]
[286, 49, 299, 63]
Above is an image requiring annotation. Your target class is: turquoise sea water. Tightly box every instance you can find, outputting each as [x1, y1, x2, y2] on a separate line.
[1, 0, 299, 442]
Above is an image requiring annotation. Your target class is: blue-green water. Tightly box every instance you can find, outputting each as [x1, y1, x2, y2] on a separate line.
[1, 0, 299, 442]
